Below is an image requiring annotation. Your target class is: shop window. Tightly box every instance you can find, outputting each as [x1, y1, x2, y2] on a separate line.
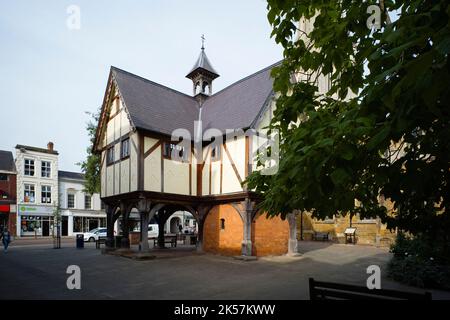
[24, 159, 35, 176]
[67, 193, 75, 208]
[107, 146, 115, 165]
[41, 185, 52, 204]
[24, 184, 35, 203]
[0, 174, 8, 181]
[41, 161, 51, 178]
[220, 218, 225, 230]
[121, 138, 130, 159]
[73, 216, 82, 232]
[84, 195, 92, 210]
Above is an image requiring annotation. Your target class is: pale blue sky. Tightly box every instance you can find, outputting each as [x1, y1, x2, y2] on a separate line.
[0, 0, 282, 172]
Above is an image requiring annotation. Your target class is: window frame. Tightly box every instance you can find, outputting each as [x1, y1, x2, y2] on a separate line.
[24, 184, 35, 203]
[67, 193, 75, 209]
[41, 185, 52, 204]
[106, 146, 115, 166]
[84, 194, 92, 210]
[41, 161, 51, 178]
[120, 138, 130, 159]
[24, 158, 35, 176]
[162, 142, 187, 162]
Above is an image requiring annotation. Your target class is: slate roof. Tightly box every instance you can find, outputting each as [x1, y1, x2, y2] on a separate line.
[0, 150, 16, 173]
[58, 170, 85, 180]
[112, 67, 199, 136]
[105, 60, 281, 141]
[201, 62, 278, 132]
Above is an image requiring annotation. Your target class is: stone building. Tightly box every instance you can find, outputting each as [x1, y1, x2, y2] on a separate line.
[93, 47, 298, 256]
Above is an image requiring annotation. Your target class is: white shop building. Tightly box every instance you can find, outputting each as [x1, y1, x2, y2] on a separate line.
[15, 143, 59, 237]
[59, 171, 106, 236]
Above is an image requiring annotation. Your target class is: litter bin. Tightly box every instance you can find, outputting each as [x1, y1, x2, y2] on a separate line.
[76, 234, 84, 249]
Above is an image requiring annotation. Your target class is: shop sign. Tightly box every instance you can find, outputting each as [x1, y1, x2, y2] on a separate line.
[19, 205, 54, 215]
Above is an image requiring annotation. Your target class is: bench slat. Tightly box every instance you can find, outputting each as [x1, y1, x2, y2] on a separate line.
[309, 278, 431, 300]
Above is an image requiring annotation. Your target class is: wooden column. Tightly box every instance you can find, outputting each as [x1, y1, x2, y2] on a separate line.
[105, 204, 117, 249]
[119, 201, 132, 249]
[136, 198, 152, 252]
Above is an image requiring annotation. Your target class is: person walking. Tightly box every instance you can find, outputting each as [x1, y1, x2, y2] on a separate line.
[0, 227, 11, 253]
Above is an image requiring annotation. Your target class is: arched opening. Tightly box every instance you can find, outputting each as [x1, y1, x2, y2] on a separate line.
[194, 81, 201, 95]
[203, 204, 243, 256]
[202, 82, 210, 95]
[169, 216, 181, 233]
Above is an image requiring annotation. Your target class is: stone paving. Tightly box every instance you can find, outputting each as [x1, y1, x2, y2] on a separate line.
[1, 240, 449, 300]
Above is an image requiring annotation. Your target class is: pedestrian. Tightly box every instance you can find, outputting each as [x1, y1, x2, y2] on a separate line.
[0, 227, 11, 253]
[178, 224, 183, 234]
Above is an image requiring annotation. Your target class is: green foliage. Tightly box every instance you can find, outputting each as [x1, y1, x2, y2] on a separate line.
[77, 109, 101, 195]
[388, 233, 450, 289]
[247, 0, 450, 239]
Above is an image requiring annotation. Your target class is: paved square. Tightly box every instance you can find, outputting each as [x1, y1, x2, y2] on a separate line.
[1, 240, 449, 299]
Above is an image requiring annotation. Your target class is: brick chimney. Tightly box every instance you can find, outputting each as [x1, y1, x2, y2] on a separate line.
[47, 142, 54, 151]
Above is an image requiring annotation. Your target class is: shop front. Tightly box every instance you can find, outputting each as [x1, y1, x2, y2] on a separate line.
[0, 204, 16, 235]
[60, 210, 107, 236]
[18, 205, 55, 237]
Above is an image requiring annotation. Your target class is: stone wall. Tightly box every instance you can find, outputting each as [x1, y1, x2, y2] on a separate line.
[297, 212, 396, 247]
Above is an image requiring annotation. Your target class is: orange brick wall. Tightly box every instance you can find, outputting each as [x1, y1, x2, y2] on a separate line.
[203, 204, 243, 256]
[252, 213, 289, 256]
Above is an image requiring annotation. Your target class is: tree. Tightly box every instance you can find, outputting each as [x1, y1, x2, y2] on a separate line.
[78, 108, 101, 195]
[247, 0, 450, 241]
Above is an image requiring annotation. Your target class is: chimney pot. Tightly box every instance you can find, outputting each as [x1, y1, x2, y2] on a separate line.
[47, 142, 54, 151]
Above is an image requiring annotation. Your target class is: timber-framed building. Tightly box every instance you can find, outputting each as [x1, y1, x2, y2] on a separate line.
[93, 47, 298, 256]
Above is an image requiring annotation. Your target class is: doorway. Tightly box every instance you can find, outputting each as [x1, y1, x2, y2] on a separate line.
[62, 216, 68, 236]
[42, 220, 50, 236]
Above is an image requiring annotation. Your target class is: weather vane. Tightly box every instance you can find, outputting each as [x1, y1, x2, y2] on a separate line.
[201, 34, 205, 50]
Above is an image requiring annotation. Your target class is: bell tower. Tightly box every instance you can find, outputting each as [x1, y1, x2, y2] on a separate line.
[186, 35, 219, 105]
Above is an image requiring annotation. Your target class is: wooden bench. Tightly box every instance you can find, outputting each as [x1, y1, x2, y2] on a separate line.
[152, 236, 177, 248]
[96, 237, 106, 249]
[312, 232, 329, 241]
[309, 278, 432, 300]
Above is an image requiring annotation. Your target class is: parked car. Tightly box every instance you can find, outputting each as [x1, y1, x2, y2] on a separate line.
[148, 224, 159, 238]
[83, 228, 107, 242]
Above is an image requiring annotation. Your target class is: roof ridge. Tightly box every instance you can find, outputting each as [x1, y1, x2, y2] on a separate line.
[111, 66, 196, 100]
[58, 170, 83, 174]
[208, 60, 282, 98]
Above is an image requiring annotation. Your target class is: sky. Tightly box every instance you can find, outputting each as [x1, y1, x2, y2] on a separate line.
[0, 0, 282, 172]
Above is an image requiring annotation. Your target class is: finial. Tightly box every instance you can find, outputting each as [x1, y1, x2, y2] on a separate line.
[201, 34, 205, 50]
